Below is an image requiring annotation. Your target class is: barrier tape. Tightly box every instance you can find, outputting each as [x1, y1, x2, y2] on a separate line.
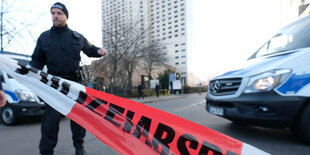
[0, 55, 270, 155]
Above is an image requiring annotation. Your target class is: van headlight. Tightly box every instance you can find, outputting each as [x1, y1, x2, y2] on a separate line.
[244, 69, 291, 93]
[15, 89, 36, 102]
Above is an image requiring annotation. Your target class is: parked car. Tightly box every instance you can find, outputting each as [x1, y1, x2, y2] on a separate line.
[206, 15, 310, 143]
[0, 52, 45, 125]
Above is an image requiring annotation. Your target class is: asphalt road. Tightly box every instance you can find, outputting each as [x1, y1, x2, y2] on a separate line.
[0, 93, 309, 155]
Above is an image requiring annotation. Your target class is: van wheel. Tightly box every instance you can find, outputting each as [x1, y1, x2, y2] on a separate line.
[1, 106, 17, 126]
[291, 104, 310, 143]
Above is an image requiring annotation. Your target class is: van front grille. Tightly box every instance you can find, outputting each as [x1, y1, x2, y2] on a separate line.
[209, 78, 242, 96]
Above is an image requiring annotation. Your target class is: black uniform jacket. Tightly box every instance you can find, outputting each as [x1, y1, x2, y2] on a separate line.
[30, 25, 101, 76]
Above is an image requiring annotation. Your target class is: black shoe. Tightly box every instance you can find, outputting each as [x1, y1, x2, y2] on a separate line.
[76, 148, 87, 155]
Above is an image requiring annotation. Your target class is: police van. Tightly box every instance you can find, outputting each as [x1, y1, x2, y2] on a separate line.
[206, 15, 310, 143]
[0, 52, 44, 125]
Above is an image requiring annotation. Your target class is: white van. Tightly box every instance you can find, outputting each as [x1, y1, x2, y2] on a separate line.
[0, 52, 44, 125]
[206, 15, 310, 143]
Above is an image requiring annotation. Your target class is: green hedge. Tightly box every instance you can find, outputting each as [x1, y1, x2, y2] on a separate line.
[127, 86, 207, 97]
[128, 88, 169, 97]
[184, 86, 208, 94]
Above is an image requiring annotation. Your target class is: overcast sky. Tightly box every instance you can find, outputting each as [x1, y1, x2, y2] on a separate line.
[3, 0, 296, 81]
[191, 0, 289, 80]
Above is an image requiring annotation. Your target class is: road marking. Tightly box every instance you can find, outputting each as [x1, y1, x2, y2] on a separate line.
[174, 100, 205, 112]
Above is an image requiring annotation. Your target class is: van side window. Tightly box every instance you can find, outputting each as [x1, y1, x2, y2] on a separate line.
[0, 70, 3, 79]
[256, 43, 269, 58]
[0, 70, 4, 84]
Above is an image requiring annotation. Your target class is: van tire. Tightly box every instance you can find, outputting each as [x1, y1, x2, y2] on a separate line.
[1, 105, 17, 126]
[291, 104, 310, 144]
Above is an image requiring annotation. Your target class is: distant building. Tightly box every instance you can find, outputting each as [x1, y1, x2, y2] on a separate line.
[83, 58, 176, 89]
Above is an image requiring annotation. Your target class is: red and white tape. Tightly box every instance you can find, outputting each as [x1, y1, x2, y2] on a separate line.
[0, 55, 270, 155]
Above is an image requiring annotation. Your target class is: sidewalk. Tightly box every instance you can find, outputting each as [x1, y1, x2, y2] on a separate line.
[129, 94, 186, 103]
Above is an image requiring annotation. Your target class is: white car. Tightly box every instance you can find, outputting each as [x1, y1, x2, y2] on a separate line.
[0, 52, 45, 125]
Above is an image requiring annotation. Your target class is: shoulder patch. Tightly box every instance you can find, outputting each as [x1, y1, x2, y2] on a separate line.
[73, 31, 80, 39]
[87, 40, 93, 46]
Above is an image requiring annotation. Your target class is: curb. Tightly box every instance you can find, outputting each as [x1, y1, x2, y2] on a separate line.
[129, 95, 186, 104]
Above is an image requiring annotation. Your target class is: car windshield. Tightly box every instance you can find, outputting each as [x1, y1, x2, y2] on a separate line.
[250, 15, 310, 59]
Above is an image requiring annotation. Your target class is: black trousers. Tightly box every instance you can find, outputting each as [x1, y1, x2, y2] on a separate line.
[39, 104, 86, 155]
[156, 90, 159, 97]
[138, 91, 144, 99]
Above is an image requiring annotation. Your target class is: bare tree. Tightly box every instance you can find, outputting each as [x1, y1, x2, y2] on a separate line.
[100, 17, 128, 94]
[99, 14, 168, 95]
[141, 41, 167, 81]
[0, 0, 44, 52]
[120, 22, 150, 91]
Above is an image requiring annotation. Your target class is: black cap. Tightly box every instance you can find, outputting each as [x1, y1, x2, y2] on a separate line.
[51, 2, 69, 18]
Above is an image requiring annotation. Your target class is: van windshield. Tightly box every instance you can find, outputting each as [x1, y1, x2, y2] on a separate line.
[251, 15, 310, 59]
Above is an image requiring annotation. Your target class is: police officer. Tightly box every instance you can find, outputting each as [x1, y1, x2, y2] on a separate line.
[30, 2, 108, 155]
[0, 76, 6, 107]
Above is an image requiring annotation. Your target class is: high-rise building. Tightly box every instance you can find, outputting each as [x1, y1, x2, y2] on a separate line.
[101, 0, 193, 85]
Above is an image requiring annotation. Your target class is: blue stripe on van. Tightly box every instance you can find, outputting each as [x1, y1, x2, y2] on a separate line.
[4, 90, 19, 102]
[277, 73, 310, 94]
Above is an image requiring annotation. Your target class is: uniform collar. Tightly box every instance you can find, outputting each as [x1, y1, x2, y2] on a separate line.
[52, 24, 69, 33]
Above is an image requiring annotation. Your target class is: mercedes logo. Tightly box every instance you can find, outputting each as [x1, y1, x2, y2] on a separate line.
[212, 80, 221, 93]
